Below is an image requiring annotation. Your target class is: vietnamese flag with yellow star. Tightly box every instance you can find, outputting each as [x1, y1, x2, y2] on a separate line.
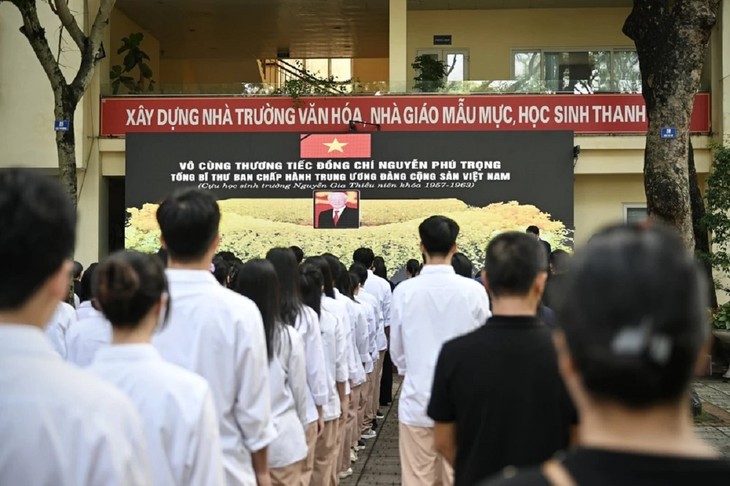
[300, 134, 371, 159]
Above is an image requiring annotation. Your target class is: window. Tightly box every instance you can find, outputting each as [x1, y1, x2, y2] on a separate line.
[512, 48, 641, 93]
[624, 204, 648, 224]
[416, 49, 470, 82]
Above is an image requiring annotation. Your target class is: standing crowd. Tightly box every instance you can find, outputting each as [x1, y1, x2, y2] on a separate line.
[1, 168, 730, 486]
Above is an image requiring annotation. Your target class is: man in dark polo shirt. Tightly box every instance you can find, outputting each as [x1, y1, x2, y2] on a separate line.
[428, 231, 576, 486]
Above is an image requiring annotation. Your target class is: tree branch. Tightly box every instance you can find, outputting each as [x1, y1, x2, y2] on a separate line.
[10, 0, 67, 92]
[53, 0, 85, 51]
[70, 0, 116, 98]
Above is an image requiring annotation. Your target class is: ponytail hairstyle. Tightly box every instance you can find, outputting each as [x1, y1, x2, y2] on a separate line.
[266, 247, 304, 327]
[299, 263, 324, 317]
[231, 259, 282, 360]
[306, 256, 335, 299]
[94, 251, 169, 329]
[406, 259, 421, 278]
[335, 262, 355, 299]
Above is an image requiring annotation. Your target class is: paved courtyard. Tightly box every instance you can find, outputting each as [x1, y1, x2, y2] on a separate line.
[344, 376, 730, 485]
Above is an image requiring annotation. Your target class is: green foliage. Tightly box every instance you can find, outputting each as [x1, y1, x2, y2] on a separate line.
[701, 143, 730, 328]
[110, 33, 156, 94]
[412, 55, 448, 92]
[711, 302, 730, 331]
[274, 62, 349, 105]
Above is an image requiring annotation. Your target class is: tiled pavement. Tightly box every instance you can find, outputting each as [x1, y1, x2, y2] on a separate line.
[343, 376, 730, 485]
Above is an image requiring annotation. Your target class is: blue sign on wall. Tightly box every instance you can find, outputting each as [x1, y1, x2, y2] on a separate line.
[660, 127, 677, 139]
[54, 120, 70, 132]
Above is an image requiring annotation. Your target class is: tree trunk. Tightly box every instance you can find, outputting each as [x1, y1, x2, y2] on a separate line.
[623, 0, 719, 250]
[688, 138, 718, 308]
[55, 88, 79, 209]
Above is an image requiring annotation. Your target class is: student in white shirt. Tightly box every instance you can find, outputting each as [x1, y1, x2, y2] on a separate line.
[44, 299, 76, 358]
[265, 248, 329, 486]
[232, 259, 309, 486]
[390, 215, 491, 486]
[0, 169, 152, 485]
[89, 251, 225, 486]
[66, 301, 112, 366]
[75, 263, 99, 320]
[152, 188, 276, 486]
[301, 261, 348, 486]
[353, 247, 392, 433]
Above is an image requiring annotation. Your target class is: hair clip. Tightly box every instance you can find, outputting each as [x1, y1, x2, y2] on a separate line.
[610, 317, 672, 366]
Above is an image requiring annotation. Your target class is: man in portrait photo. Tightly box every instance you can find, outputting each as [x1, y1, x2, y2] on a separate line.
[316, 191, 360, 229]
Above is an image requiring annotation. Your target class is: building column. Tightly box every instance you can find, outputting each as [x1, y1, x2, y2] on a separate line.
[389, 0, 407, 92]
[722, 1, 730, 142]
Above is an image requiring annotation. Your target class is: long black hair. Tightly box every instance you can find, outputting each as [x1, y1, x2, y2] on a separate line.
[231, 259, 281, 360]
[299, 263, 324, 317]
[266, 247, 303, 327]
[306, 256, 335, 299]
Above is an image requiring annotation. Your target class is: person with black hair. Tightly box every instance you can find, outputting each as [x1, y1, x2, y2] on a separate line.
[76, 262, 99, 319]
[391, 215, 491, 486]
[542, 249, 570, 309]
[152, 188, 275, 486]
[406, 258, 422, 278]
[352, 247, 391, 437]
[428, 232, 576, 486]
[212, 255, 231, 286]
[0, 169, 151, 485]
[89, 251, 225, 486]
[485, 224, 730, 486]
[232, 259, 310, 485]
[526, 225, 551, 260]
[290, 245, 305, 264]
[300, 261, 349, 486]
[451, 252, 474, 278]
[265, 248, 328, 485]
[72, 261, 83, 301]
[66, 274, 113, 367]
[372, 256, 395, 412]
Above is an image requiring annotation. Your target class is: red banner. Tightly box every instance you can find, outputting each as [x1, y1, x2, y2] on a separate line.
[300, 134, 371, 158]
[100, 93, 710, 136]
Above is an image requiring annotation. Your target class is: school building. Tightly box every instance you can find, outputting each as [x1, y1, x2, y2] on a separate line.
[1, 0, 728, 265]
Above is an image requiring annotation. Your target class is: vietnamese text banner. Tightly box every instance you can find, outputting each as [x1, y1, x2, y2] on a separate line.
[102, 93, 710, 136]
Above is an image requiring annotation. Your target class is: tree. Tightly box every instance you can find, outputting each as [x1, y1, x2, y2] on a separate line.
[1, 0, 116, 207]
[623, 0, 720, 249]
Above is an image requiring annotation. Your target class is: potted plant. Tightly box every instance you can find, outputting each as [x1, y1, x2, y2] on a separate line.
[110, 33, 156, 94]
[711, 302, 730, 344]
[412, 54, 448, 92]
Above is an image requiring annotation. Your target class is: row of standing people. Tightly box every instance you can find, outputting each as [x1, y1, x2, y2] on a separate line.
[1, 170, 398, 486]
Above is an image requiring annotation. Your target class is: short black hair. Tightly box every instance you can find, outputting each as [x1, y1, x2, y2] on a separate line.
[406, 259, 421, 277]
[419, 216, 459, 257]
[72, 261, 84, 280]
[353, 248, 375, 268]
[557, 224, 707, 408]
[526, 225, 540, 235]
[0, 169, 76, 310]
[549, 249, 570, 273]
[156, 188, 220, 262]
[79, 262, 98, 302]
[451, 252, 474, 278]
[212, 256, 230, 285]
[95, 251, 168, 329]
[484, 232, 547, 297]
[289, 246, 304, 264]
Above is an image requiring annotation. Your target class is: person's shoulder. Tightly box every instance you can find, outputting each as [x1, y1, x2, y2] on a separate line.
[442, 326, 484, 356]
[153, 359, 213, 404]
[479, 468, 549, 486]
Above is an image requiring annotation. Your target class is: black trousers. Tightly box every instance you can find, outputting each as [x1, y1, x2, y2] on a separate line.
[379, 350, 393, 405]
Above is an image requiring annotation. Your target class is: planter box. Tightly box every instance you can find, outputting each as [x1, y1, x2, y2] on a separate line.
[713, 329, 730, 345]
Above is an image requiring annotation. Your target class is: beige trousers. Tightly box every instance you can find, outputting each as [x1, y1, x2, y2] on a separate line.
[311, 419, 340, 486]
[370, 351, 386, 423]
[359, 373, 372, 432]
[339, 384, 361, 472]
[270, 458, 304, 486]
[301, 422, 318, 486]
[399, 423, 454, 486]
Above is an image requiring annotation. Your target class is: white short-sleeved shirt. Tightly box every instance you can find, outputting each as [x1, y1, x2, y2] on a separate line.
[66, 308, 112, 367]
[44, 301, 76, 358]
[357, 291, 381, 363]
[334, 291, 367, 387]
[0, 325, 152, 485]
[294, 306, 329, 425]
[324, 294, 362, 390]
[76, 300, 97, 320]
[390, 265, 491, 427]
[153, 269, 276, 486]
[319, 306, 347, 421]
[362, 271, 391, 350]
[90, 344, 225, 486]
[267, 326, 309, 468]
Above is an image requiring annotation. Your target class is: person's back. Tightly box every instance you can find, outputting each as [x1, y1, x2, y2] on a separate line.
[390, 215, 490, 486]
[0, 169, 151, 485]
[66, 307, 112, 366]
[44, 300, 76, 358]
[484, 224, 730, 486]
[91, 345, 222, 485]
[151, 188, 274, 486]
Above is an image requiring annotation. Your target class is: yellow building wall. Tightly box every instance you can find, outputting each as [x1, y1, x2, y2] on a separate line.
[109, 8, 160, 92]
[0, 0, 86, 168]
[353, 58, 389, 83]
[407, 7, 633, 81]
[159, 58, 261, 88]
